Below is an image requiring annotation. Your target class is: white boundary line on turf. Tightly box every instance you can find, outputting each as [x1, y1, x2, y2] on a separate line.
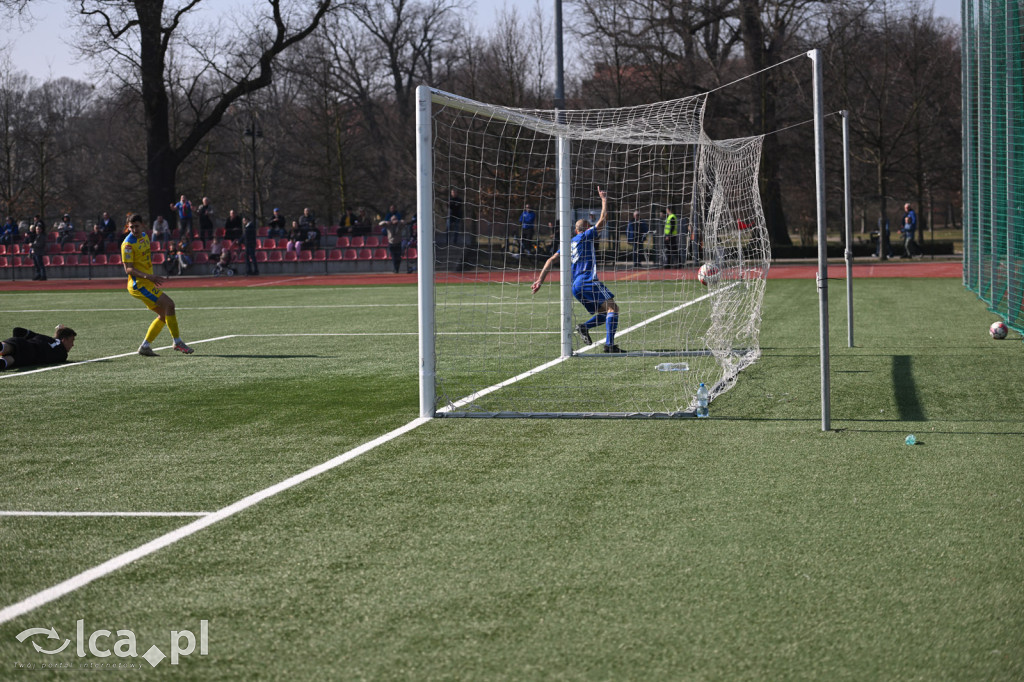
[0, 511, 211, 517]
[0, 335, 235, 379]
[0, 416, 432, 626]
[439, 288, 721, 412]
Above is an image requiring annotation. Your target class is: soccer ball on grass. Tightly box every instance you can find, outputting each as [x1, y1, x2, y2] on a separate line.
[989, 321, 1008, 339]
[697, 263, 720, 286]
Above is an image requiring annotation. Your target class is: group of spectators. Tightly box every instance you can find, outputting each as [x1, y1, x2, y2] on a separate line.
[1, 194, 424, 280]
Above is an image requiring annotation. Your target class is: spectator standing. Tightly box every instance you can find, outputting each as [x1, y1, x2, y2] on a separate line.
[56, 213, 75, 246]
[170, 195, 194, 239]
[447, 190, 463, 245]
[901, 203, 919, 258]
[152, 215, 171, 245]
[196, 196, 214, 246]
[242, 216, 259, 275]
[663, 208, 679, 267]
[519, 203, 537, 255]
[268, 208, 286, 239]
[29, 222, 47, 280]
[384, 215, 406, 274]
[626, 211, 648, 267]
[81, 224, 105, 260]
[0, 216, 18, 245]
[223, 209, 243, 242]
[97, 211, 118, 244]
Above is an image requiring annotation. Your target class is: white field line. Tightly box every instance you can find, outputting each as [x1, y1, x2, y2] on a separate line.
[0, 511, 210, 518]
[0, 336, 235, 379]
[0, 289, 732, 621]
[0, 416, 432, 626]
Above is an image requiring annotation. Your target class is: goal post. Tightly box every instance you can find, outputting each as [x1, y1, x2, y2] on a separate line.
[417, 85, 770, 418]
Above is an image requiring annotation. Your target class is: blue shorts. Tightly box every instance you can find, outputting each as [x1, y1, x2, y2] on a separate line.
[572, 276, 614, 314]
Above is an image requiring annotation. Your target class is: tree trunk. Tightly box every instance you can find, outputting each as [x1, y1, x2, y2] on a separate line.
[136, 0, 178, 224]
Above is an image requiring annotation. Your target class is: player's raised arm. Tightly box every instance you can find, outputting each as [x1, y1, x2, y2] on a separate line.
[532, 251, 560, 293]
[594, 187, 609, 230]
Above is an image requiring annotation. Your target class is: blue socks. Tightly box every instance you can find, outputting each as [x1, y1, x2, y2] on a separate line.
[605, 312, 618, 345]
[584, 313, 606, 329]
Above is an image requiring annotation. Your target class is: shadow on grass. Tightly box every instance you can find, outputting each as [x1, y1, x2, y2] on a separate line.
[892, 355, 925, 421]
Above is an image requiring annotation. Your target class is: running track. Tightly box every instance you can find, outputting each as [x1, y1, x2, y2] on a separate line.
[0, 260, 962, 293]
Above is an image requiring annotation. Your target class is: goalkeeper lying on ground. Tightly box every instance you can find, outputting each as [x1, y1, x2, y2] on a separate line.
[531, 187, 624, 353]
[0, 325, 77, 370]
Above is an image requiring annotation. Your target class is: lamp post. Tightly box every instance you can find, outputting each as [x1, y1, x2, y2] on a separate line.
[243, 113, 262, 225]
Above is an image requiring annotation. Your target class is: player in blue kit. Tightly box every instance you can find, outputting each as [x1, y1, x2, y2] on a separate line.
[531, 187, 624, 353]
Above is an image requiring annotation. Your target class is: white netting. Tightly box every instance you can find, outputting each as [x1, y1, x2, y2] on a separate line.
[423, 89, 769, 417]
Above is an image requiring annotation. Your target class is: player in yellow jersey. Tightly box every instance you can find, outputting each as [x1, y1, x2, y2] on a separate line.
[122, 213, 194, 356]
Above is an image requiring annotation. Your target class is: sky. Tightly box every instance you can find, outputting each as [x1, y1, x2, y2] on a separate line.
[2, 0, 963, 83]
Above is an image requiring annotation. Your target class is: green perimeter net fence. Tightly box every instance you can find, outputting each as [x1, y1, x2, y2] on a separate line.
[962, 0, 1024, 332]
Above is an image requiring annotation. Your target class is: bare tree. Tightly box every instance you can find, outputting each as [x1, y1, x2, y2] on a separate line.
[63, 0, 336, 223]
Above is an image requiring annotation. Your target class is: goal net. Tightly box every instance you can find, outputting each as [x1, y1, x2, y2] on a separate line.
[416, 86, 770, 418]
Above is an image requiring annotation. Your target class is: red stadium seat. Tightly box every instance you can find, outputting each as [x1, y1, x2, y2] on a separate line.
[256, 251, 268, 263]
[48, 255, 64, 266]
[267, 251, 283, 263]
[298, 250, 313, 261]
[373, 248, 389, 260]
[193, 252, 210, 264]
[151, 240, 164, 251]
[0, 256, 8, 267]
[65, 255, 80, 266]
[328, 249, 343, 261]
[342, 248, 358, 261]
[190, 239, 205, 252]
[151, 253, 165, 265]
[357, 248, 373, 260]
[349, 236, 365, 248]
[257, 226, 269, 237]
[214, 227, 226, 238]
[406, 247, 417, 260]
[93, 255, 107, 265]
[364, 236, 380, 248]
[61, 243, 76, 254]
[283, 251, 298, 262]
[260, 238, 275, 249]
[108, 255, 121, 266]
[311, 249, 326, 261]
[46, 231, 57, 242]
[336, 237, 349, 248]
[46, 243, 60, 254]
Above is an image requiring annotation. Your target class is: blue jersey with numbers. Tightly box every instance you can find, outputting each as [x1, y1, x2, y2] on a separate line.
[569, 227, 597, 281]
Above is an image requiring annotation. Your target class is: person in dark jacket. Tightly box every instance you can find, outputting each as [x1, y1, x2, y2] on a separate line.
[242, 217, 259, 276]
[29, 222, 47, 280]
[0, 325, 76, 370]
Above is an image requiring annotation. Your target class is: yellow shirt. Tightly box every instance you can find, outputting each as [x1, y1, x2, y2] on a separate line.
[664, 213, 678, 236]
[121, 232, 153, 276]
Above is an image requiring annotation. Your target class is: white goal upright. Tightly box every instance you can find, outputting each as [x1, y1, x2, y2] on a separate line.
[416, 85, 770, 418]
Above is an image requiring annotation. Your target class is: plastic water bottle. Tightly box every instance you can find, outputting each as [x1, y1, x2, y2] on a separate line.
[695, 382, 710, 418]
[905, 434, 916, 445]
[655, 362, 689, 372]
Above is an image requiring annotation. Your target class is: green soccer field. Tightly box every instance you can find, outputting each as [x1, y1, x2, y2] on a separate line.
[0, 277, 1021, 679]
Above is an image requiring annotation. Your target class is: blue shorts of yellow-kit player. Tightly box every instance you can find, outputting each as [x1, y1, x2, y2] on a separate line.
[128, 277, 163, 311]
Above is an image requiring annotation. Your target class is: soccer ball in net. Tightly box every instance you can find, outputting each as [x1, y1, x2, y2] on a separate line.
[989, 321, 1009, 339]
[698, 263, 720, 286]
